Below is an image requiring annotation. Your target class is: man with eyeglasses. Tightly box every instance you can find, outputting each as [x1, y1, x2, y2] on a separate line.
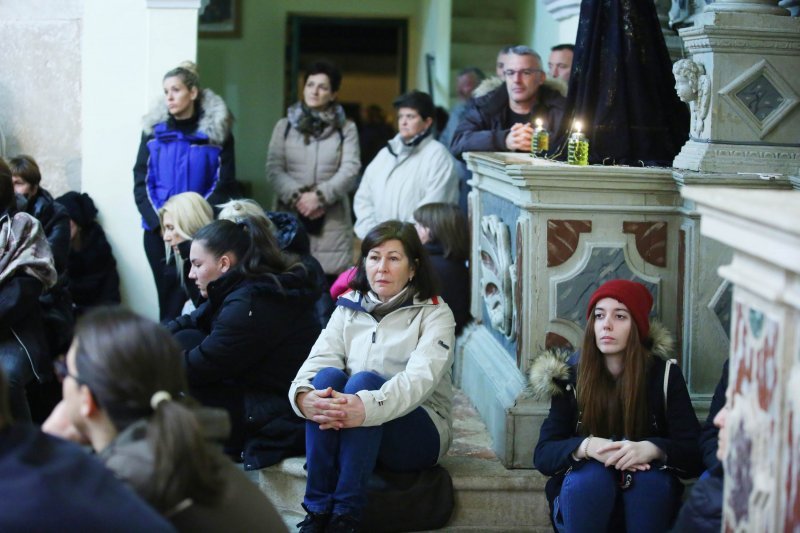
[449, 45, 566, 159]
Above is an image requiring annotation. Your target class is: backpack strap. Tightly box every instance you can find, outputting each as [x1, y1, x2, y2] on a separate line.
[284, 121, 292, 139]
[663, 359, 677, 412]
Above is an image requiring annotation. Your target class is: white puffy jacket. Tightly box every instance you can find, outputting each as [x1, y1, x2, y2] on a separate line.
[289, 291, 456, 459]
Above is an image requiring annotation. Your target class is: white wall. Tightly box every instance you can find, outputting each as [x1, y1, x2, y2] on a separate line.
[417, 0, 452, 108]
[82, 0, 200, 319]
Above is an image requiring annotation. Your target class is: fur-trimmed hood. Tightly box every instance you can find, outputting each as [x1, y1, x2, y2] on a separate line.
[142, 88, 232, 145]
[528, 321, 675, 401]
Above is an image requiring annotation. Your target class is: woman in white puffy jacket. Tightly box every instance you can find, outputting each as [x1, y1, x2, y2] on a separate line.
[289, 220, 456, 533]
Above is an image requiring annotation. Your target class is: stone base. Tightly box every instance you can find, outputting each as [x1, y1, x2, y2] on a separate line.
[673, 139, 800, 176]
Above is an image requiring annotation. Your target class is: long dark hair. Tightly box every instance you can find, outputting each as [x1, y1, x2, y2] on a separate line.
[0, 368, 12, 429]
[73, 307, 222, 512]
[576, 312, 650, 440]
[0, 159, 15, 214]
[192, 217, 298, 278]
[413, 202, 469, 261]
[349, 220, 438, 300]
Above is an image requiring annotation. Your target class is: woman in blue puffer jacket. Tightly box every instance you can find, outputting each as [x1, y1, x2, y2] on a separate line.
[133, 61, 240, 321]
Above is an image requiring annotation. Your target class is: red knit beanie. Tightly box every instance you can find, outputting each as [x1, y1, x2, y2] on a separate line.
[586, 279, 653, 340]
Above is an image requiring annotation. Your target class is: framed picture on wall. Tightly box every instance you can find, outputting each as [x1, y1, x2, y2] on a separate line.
[199, 0, 241, 38]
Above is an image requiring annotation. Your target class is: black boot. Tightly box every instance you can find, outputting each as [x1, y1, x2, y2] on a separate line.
[297, 503, 330, 533]
[326, 514, 361, 533]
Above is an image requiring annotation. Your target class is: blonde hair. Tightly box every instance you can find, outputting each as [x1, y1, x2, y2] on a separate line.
[217, 199, 275, 232]
[159, 192, 214, 241]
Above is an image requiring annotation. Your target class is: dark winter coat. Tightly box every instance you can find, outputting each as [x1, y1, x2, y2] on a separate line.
[66, 221, 121, 314]
[0, 424, 175, 532]
[22, 188, 70, 275]
[133, 89, 239, 231]
[671, 463, 723, 533]
[176, 240, 202, 307]
[530, 334, 703, 511]
[700, 358, 728, 471]
[424, 242, 470, 335]
[449, 81, 566, 159]
[166, 266, 321, 469]
[0, 274, 51, 381]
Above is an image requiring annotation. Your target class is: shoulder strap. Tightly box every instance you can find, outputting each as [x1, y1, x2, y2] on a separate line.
[284, 121, 291, 140]
[663, 359, 677, 412]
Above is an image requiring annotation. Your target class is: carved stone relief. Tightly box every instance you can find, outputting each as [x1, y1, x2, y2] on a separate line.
[673, 59, 711, 138]
[479, 215, 515, 340]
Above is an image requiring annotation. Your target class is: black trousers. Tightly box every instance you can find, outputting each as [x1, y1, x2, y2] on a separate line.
[143, 229, 186, 322]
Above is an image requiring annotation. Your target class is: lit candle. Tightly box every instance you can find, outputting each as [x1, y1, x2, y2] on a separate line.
[531, 117, 549, 157]
[568, 121, 589, 166]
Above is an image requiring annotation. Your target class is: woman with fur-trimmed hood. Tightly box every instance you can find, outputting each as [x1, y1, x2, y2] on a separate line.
[531, 279, 702, 532]
[133, 61, 240, 321]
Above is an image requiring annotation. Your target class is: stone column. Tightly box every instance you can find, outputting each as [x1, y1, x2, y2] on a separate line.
[682, 186, 800, 533]
[672, 0, 800, 176]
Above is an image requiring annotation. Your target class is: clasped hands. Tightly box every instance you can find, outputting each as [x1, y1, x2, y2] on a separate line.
[583, 437, 665, 472]
[505, 122, 534, 152]
[295, 191, 325, 219]
[297, 387, 366, 430]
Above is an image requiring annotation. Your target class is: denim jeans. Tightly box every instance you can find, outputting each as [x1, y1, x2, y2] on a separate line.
[0, 341, 34, 423]
[304, 367, 440, 518]
[554, 459, 678, 533]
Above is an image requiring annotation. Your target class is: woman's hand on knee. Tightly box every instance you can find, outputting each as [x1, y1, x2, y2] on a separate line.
[319, 391, 365, 430]
[597, 440, 664, 471]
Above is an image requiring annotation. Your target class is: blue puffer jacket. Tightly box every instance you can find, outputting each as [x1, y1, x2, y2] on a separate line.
[133, 88, 239, 231]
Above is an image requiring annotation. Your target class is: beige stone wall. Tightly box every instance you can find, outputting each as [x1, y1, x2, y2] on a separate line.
[0, 1, 83, 194]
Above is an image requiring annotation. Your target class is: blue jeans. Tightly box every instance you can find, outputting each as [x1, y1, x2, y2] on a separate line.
[304, 367, 440, 518]
[554, 460, 678, 533]
[0, 342, 34, 423]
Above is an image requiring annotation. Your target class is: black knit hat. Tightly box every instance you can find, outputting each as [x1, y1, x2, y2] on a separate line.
[55, 191, 98, 228]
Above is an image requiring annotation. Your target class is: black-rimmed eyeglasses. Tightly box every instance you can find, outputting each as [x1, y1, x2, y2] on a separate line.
[503, 68, 543, 78]
[53, 358, 86, 386]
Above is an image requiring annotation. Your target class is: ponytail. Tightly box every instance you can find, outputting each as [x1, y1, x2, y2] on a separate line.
[148, 395, 222, 512]
[194, 218, 300, 278]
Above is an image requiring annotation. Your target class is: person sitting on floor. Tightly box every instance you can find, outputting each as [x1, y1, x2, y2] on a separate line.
[532, 279, 703, 532]
[290, 220, 456, 532]
[55, 191, 121, 315]
[42, 307, 286, 532]
[166, 217, 320, 469]
[0, 368, 175, 532]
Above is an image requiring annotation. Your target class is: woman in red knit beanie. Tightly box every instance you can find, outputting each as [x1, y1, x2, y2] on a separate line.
[532, 279, 703, 532]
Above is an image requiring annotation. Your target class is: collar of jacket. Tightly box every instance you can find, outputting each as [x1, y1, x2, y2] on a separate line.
[142, 88, 232, 145]
[205, 264, 319, 305]
[475, 80, 565, 119]
[335, 290, 440, 313]
[528, 321, 675, 401]
[386, 130, 434, 158]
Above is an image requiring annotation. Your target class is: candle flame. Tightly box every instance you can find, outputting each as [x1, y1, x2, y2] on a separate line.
[574, 121, 582, 134]
[535, 118, 543, 127]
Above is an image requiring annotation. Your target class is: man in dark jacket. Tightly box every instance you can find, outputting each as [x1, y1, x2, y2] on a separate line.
[449, 45, 566, 159]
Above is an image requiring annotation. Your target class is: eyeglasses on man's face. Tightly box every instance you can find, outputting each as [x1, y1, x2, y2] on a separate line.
[503, 68, 543, 79]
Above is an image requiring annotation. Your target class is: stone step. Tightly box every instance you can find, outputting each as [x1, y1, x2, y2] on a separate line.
[258, 390, 553, 531]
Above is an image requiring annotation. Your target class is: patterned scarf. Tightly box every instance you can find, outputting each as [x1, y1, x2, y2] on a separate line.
[287, 101, 347, 144]
[0, 212, 57, 288]
[360, 286, 413, 322]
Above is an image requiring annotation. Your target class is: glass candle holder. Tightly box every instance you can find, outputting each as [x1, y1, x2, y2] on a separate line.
[531, 118, 549, 157]
[567, 122, 589, 166]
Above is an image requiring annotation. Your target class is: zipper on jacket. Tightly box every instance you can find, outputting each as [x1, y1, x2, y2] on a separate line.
[371, 330, 376, 343]
[10, 327, 41, 382]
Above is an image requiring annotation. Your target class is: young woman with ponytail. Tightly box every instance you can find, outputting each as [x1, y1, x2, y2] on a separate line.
[166, 217, 321, 470]
[531, 279, 703, 532]
[43, 307, 286, 531]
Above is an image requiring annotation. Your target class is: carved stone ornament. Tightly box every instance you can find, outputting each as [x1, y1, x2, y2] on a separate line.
[673, 58, 711, 138]
[479, 215, 515, 339]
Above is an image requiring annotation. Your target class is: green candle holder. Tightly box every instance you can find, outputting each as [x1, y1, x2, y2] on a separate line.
[531, 127, 549, 156]
[568, 133, 589, 166]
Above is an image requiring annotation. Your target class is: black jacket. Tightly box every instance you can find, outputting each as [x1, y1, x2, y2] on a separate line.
[0, 274, 50, 381]
[66, 222, 121, 314]
[167, 266, 321, 469]
[671, 463, 723, 533]
[424, 242, 470, 335]
[449, 83, 566, 159]
[699, 359, 728, 471]
[533, 354, 703, 508]
[22, 189, 70, 276]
